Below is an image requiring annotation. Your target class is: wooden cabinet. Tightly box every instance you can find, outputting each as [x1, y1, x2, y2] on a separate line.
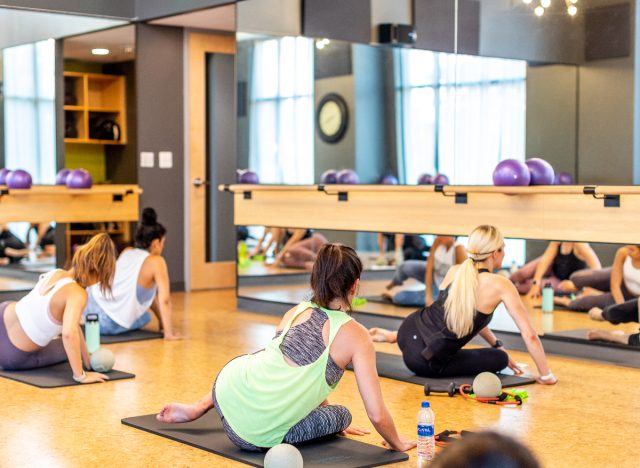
[64, 72, 127, 145]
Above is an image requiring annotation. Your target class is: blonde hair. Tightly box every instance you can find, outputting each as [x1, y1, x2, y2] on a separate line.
[71, 233, 116, 294]
[444, 225, 504, 338]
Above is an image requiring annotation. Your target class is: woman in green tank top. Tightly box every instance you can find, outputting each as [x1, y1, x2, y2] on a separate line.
[157, 244, 415, 452]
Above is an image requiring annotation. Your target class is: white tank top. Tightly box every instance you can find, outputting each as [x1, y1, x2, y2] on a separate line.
[88, 248, 155, 328]
[15, 269, 75, 347]
[623, 256, 640, 296]
[433, 244, 456, 286]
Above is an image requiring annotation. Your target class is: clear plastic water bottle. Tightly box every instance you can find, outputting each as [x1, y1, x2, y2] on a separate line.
[417, 401, 435, 467]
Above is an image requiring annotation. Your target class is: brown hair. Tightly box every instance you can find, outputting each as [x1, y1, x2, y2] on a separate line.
[310, 243, 362, 312]
[71, 233, 117, 294]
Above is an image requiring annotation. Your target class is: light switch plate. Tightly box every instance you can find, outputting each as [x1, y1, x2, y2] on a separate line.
[159, 151, 173, 169]
[140, 151, 154, 168]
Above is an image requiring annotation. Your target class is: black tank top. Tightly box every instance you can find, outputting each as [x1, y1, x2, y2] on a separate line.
[282, 229, 312, 245]
[397, 269, 494, 371]
[552, 246, 586, 280]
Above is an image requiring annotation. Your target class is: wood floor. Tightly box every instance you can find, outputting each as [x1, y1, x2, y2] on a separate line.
[1, 289, 639, 467]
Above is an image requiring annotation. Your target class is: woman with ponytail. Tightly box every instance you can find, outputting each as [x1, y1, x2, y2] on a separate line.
[369, 225, 556, 384]
[0, 233, 116, 383]
[84, 208, 182, 340]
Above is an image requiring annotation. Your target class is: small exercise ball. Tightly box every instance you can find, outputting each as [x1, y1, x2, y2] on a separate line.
[553, 171, 573, 185]
[0, 168, 11, 185]
[380, 174, 399, 185]
[55, 168, 71, 185]
[473, 372, 502, 398]
[6, 169, 32, 189]
[66, 169, 93, 189]
[493, 159, 530, 186]
[433, 173, 449, 185]
[264, 444, 303, 468]
[525, 158, 554, 185]
[90, 347, 115, 372]
[336, 169, 359, 184]
[417, 173, 433, 185]
[238, 170, 260, 184]
[320, 169, 338, 184]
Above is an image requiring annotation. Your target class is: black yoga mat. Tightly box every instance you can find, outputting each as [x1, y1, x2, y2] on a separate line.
[101, 329, 163, 344]
[0, 362, 135, 388]
[363, 295, 418, 308]
[349, 352, 536, 388]
[122, 412, 408, 468]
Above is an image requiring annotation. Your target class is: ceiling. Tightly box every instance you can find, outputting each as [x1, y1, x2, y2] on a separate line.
[63, 25, 135, 63]
[149, 4, 235, 31]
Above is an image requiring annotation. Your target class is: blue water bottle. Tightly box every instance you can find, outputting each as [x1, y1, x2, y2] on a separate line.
[542, 283, 554, 313]
[85, 313, 100, 353]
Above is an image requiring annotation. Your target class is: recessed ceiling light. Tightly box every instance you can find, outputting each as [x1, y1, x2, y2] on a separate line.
[91, 48, 110, 56]
[534, 5, 545, 15]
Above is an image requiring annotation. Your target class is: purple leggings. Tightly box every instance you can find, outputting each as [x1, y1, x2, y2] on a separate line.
[0, 301, 67, 370]
[510, 257, 560, 294]
[282, 233, 328, 269]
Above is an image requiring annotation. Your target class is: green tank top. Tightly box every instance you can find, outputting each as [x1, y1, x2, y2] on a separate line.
[215, 301, 352, 448]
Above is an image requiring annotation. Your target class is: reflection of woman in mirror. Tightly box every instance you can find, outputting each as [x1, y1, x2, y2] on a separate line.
[382, 236, 466, 307]
[0, 234, 115, 383]
[270, 228, 328, 270]
[376, 233, 404, 266]
[248, 227, 282, 259]
[587, 329, 639, 347]
[0, 224, 30, 265]
[84, 208, 183, 340]
[157, 244, 415, 453]
[510, 241, 600, 298]
[28, 223, 56, 257]
[369, 225, 557, 384]
[557, 245, 640, 314]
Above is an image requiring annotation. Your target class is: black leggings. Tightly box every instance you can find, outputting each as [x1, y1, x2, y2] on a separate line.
[602, 299, 639, 324]
[629, 334, 640, 346]
[398, 329, 508, 377]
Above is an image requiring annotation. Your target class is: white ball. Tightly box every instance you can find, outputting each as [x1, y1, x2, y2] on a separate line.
[90, 347, 115, 372]
[264, 443, 303, 468]
[473, 372, 502, 398]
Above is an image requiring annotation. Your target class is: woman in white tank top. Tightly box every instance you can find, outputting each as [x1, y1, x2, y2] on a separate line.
[86, 208, 182, 340]
[0, 233, 116, 384]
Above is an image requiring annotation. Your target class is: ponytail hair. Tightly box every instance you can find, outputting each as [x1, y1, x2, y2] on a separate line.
[310, 243, 362, 312]
[71, 232, 117, 294]
[444, 225, 504, 338]
[135, 207, 167, 250]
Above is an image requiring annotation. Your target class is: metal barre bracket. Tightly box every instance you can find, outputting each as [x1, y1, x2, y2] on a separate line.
[243, 191, 252, 200]
[583, 186, 620, 208]
[434, 185, 467, 204]
[318, 184, 348, 202]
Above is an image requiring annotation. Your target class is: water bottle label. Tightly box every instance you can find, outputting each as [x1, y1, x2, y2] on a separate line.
[417, 424, 434, 437]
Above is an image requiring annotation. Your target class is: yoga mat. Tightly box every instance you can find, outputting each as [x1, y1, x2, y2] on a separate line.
[349, 352, 536, 388]
[0, 362, 134, 388]
[101, 329, 164, 344]
[363, 295, 418, 308]
[544, 328, 639, 350]
[122, 412, 408, 468]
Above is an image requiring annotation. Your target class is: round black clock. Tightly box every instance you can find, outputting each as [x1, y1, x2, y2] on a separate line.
[316, 93, 349, 143]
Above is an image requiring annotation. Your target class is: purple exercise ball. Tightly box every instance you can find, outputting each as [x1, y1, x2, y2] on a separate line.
[336, 169, 359, 184]
[238, 170, 260, 184]
[320, 169, 338, 184]
[0, 168, 11, 185]
[56, 168, 71, 185]
[380, 174, 399, 185]
[525, 158, 555, 185]
[417, 173, 433, 185]
[493, 159, 531, 186]
[6, 169, 32, 189]
[554, 171, 574, 185]
[66, 168, 93, 189]
[433, 174, 449, 185]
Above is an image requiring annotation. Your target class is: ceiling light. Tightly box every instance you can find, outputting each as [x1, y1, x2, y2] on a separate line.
[534, 6, 545, 15]
[315, 41, 325, 50]
[91, 48, 110, 56]
[569, 0, 578, 3]
[568, 4, 577, 15]
[540, 0, 551, 8]
[522, 0, 533, 3]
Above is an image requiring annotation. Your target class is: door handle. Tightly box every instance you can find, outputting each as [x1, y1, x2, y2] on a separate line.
[192, 177, 209, 187]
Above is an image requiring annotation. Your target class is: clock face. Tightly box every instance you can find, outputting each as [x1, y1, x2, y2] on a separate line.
[316, 93, 348, 143]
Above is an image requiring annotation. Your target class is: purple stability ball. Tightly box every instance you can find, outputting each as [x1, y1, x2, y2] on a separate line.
[0, 168, 11, 185]
[56, 168, 71, 185]
[237, 170, 260, 184]
[433, 174, 449, 185]
[525, 158, 555, 185]
[379, 174, 399, 185]
[6, 169, 32, 189]
[554, 171, 574, 185]
[336, 169, 359, 184]
[417, 173, 433, 185]
[493, 159, 531, 186]
[66, 168, 93, 189]
[320, 169, 338, 184]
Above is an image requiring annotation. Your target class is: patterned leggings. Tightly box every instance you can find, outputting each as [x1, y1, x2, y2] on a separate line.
[212, 384, 351, 451]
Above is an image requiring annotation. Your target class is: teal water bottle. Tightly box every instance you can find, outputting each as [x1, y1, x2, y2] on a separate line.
[542, 283, 554, 313]
[85, 313, 100, 353]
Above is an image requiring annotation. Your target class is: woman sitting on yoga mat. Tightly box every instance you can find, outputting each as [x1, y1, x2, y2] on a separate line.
[157, 243, 415, 452]
[510, 241, 600, 297]
[382, 235, 466, 307]
[0, 233, 115, 383]
[84, 208, 182, 340]
[368, 225, 557, 384]
[269, 228, 328, 270]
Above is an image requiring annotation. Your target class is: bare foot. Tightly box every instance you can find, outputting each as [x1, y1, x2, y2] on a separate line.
[380, 291, 394, 301]
[156, 403, 206, 423]
[588, 307, 604, 321]
[554, 296, 571, 307]
[368, 327, 397, 343]
[586, 329, 628, 345]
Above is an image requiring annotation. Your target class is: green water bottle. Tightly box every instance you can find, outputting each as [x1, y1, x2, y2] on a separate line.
[85, 313, 100, 354]
[541, 283, 554, 313]
[237, 241, 249, 268]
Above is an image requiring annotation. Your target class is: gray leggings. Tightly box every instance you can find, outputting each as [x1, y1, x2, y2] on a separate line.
[0, 301, 67, 370]
[567, 268, 636, 311]
[213, 383, 351, 451]
[602, 299, 639, 324]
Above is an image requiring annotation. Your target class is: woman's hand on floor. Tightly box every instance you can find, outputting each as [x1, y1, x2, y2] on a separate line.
[340, 425, 371, 436]
[382, 436, 417, 452]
